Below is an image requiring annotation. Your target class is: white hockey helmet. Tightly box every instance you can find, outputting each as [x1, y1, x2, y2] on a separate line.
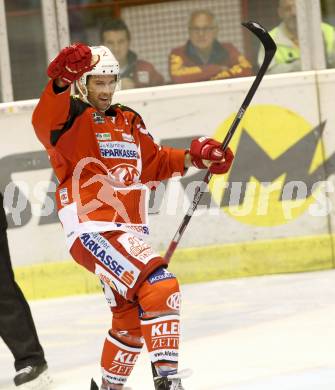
[76, 45, 120, 105]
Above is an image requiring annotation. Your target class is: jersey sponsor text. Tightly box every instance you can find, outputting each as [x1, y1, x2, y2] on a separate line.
[99, 141, 138, 159]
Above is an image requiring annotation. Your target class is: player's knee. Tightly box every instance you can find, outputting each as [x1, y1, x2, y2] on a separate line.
[111, 303, 142, 338]
[138, 267, 181, 316]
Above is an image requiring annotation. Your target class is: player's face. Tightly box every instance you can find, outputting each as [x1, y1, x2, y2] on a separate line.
[189, 13, 218, 51]
[87, 75, 118, 112]
[103, 30, 130, 65]
[279, 0, 297, 33]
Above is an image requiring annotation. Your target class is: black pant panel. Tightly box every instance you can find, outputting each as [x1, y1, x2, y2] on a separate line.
[0, 194, 46, 371]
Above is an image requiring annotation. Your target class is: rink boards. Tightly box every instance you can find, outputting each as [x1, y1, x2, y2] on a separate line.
[1, 70, 335, 296]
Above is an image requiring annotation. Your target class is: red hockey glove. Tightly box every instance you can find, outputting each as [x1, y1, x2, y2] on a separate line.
[209, 147, 234, 174]
[189, 136, 234, 174]
[47, 43, 94, 84]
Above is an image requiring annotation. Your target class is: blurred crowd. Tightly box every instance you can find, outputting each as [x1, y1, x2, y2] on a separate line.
[66, 0, 335, 89]
[3, 0, 335, 99]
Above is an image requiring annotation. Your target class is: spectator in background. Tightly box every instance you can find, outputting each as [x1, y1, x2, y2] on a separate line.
[258, 0, 335, 73]
[0, 193, 51, 388]
[169, 9, 253, 84]
[101, 18, 164, 89]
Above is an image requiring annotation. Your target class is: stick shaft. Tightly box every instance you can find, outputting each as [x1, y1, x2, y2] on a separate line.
[164, 21, 277, 262]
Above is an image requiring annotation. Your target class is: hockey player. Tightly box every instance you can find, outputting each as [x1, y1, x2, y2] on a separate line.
[32, 43, 234, 389]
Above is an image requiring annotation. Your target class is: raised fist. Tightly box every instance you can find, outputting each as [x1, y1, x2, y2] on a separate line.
[47, 43, 95, 84]
[189, 136, 234, 174]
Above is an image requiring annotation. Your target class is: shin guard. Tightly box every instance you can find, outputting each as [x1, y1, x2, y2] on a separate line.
[141, 313, 180, 373]
[101, 332, 142, 387]
[138, 268, 181, 376]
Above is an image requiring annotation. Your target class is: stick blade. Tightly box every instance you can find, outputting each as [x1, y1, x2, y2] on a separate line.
[242, 21, 277, 55]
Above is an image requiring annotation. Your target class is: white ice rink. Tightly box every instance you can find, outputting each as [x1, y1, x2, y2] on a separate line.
[1, 270, 335, 390]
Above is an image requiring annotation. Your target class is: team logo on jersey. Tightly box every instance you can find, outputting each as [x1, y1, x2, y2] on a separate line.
[96, 132, 111, 141]
[109, 163, 140, 186]
[99, 141, 138, 159]
[93, 112, 105, 124]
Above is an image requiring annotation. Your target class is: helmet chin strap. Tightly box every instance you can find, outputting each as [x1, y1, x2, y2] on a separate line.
[76, 80, 90, 105]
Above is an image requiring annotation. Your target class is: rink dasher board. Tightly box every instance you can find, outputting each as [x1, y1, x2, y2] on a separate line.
[0, 71, 334, 266]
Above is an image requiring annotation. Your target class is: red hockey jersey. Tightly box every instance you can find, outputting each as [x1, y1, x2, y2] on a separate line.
[32, 81, 186, 248]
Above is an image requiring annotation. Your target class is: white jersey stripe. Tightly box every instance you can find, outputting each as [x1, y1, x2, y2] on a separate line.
[140, 314, 180, 325]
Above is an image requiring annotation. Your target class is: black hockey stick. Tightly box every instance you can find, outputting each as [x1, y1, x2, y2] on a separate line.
[164, 21, 277, 262]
